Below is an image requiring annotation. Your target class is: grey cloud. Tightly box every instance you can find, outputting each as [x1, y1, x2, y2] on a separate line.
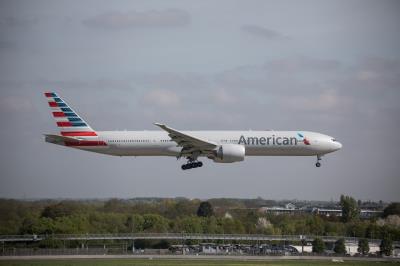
[241, 24, 286, 40]
[334, 57, 400, 94]
[359, 57, 400, 72]
[0, 40, 17, 51]
[30, 78, 134, 92]
[143, 89, 181, 108]
[82, 9, 191, 30]
[215, 56, 341, 82]
[132, 72, 209, 91]
[264, 57, 341, 72]
[0, 17, 39, 28]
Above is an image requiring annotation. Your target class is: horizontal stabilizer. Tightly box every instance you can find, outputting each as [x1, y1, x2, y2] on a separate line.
[44, 134, 80, 145]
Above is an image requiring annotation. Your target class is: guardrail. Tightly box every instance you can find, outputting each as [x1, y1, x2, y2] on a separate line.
[1, 233, 397, 245]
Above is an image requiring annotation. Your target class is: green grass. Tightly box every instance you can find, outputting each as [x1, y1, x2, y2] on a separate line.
[0, 259, 399, 266]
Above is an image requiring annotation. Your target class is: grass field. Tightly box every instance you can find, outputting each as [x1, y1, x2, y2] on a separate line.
[0, 259, 399, 266]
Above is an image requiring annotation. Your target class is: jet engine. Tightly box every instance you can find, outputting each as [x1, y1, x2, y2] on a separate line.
[210, 144, 245, 163]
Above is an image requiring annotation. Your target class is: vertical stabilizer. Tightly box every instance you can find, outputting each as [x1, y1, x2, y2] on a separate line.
[44, 92, 97, 137]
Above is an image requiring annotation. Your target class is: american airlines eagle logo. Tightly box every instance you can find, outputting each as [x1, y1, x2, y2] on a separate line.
[297, 132, 311, 145]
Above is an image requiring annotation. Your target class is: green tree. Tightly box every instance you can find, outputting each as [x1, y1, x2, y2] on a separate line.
[87, 212, 127, 233]
[306, 216, 324, 235]
[33, 217, 56, 234]
[125, 214, 145, 233]
[380, 235, 393, 256]
[358, 238, 369, 255]
[220, 217, 245, 234]
[197, 201, 214, 217]
[201, 216, 219, 234]
[53, 215, 89, 234]
[383, 203, 400, 218]
[312, 237, 325, 253]
[340, 195, 360, 223]
[142, 214, 169, 232]
[19, 216, 38, 234]
[346, 221, 368, 238]
[125, 216, 134, 232]
[333, 238, 346, 254]
[103, 198, 128, 213]
[129, 214, 144, 232]
[41, 202, 79, 219]
[174, 216, 203, 233]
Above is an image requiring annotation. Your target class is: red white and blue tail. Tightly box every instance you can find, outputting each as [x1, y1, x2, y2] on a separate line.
[44, 92, 97, 137]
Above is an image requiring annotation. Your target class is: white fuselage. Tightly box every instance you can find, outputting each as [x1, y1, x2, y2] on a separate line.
[43, 92, 342, 168]
[74, 130, 342, 157]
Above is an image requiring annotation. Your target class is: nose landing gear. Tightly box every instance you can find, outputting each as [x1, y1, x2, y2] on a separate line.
[315, 155, 322, 167]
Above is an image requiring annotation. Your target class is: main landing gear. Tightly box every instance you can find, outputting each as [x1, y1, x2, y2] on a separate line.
[315, 155, 322, 167]
[181, 161, 203, 170]
[181, 152, 203, 170]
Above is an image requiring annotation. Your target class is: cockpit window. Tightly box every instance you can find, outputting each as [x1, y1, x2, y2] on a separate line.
[331, 138, 337, 142]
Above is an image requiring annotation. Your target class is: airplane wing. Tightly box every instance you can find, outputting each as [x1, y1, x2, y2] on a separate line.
[154, 123, 217, 155]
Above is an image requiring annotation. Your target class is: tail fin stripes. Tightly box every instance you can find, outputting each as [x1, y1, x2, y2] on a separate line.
[44, 92, 97, 137]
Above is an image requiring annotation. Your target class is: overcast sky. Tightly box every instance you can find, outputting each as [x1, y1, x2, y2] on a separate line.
[0, 0, 399, 201]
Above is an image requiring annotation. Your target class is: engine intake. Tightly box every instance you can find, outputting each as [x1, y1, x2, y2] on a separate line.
[210, 144, 245, 163]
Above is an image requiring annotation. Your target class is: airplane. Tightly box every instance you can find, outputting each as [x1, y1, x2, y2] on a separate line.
[44, 92, 342, 170]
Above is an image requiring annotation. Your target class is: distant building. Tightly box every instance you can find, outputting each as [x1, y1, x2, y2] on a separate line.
[360, 210, 382, 218]
[312, 208, 342, 217]
[285, 203, 296, 209]
[224, 212, 233, 219]
[260, 204, 382, 218]
[260, 203, 303, 215]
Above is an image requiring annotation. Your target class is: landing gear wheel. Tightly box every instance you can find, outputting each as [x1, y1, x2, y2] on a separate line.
[315, 155, 322, 167]
[181, 161, 203, 170]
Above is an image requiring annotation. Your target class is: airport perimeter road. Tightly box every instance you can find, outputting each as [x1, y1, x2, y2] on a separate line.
[0, 255, 399, 262]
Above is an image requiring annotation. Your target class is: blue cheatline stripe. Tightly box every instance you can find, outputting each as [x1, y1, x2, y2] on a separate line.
[54, 98, 63, 102]
[72, 122, 87, 127]
[64, 112, 78, 117]
[68, 117, 82, 122]
[57, 103, 67, 107]
[61, 108, 73, 112]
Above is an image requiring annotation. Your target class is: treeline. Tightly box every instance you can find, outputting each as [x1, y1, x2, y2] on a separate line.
[0, 197, 399, 241]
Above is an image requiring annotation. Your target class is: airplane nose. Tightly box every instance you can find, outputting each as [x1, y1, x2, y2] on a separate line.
[336, 141, 342, 150]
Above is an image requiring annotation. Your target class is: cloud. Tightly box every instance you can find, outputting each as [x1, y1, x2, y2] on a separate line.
[241, 25, 286, 40]
[143, 89, 180, 107]
[83, 9, 191, 30]
[133, 72, 208, 91]
[0, 40, 17, 51]
[286, 90, 343, 112]
[0, 17, 39, 28]
[0, 96, 33, 113]
[213, 88, 237, 105]
[335, 57, 400, 93]
[264, 57, 341, 72]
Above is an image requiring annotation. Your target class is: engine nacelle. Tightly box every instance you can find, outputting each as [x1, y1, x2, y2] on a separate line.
[210, 144, 245, 163]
